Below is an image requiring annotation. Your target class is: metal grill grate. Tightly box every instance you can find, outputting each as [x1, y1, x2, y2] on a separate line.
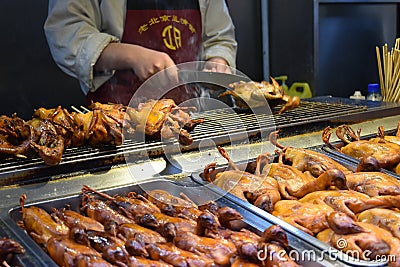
[0, 101, 368, 185]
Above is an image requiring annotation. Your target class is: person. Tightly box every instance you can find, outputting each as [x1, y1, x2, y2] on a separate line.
[44, 0, 237, 106]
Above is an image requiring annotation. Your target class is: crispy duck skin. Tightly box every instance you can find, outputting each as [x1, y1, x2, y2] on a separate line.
[81, 185, 161, 220]
[80, 194, 134, 226]
[145, 189, 203, 220]
[323, 125, 400, 171]
[18, 188, 303, 267]
[173, 231, 237, 265]
[46, 236, 108, 267]
[318, 212, 400, 267]
[52, 207, 104, 232]
[270, 130, 352, 177]
[117, 223, 167, 244]
[146, 242, 215, 267]
[71, 227, 134, 266]
[357, 208, 400, 238]
[127, 99, 203, 146]
[218, 78, 300, 114]
[0, 100, 202, 165]
[345, 171, 400, 196]
[272, 200, 334, 235]
[18, 194, 69, 246]
[204, 147, 281, 213]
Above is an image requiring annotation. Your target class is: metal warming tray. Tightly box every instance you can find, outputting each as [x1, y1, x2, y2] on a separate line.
[190, 150, 392, 267]
[0, 178, 338, 267]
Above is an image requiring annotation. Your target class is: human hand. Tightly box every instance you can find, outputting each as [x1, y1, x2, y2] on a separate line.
[95, 43, 179, 84]
[129, 45, 179, 83]
[203, 57, 231, 74]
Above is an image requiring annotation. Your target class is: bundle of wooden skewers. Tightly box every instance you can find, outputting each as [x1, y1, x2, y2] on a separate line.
[376, 38, 400, 102]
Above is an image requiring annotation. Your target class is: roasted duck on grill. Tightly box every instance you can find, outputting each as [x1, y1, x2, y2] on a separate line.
[0, 99, 202, 165]
[218, 77, 300, 114]
[127, 99, 203, 146]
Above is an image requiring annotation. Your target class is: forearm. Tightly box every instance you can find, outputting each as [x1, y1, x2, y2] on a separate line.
[202, 0, 237, 68]
[94, 42, 136, 73]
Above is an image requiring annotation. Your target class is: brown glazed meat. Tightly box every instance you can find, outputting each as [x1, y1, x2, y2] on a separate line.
[218, 77, 300, 114]
[127, 98, 203, 146]
[19, 194, 69, 246]
[18, 186, 303, 267]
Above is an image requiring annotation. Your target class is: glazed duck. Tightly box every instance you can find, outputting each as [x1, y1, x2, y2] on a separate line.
[272, 199, 335, 235]
[270, 130, 352, 177]
[323, 125, 400, 172]
[218, 77, 301, 114]
[377, 123, 400, 145]
[203, 146, 281, 212]
[127, 98, 203, 146]
[317, 212, 400, 267]
[357, 208, 400, 239]
[345, 171, 400, 196]
[261, 154, 348, 199]
[299, 190, 400, 220]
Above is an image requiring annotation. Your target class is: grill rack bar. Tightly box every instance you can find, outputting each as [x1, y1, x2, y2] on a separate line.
[0, 100, 378, 185]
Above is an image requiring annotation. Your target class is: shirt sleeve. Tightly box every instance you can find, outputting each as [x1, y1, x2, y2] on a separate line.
[44, 0, 120, 94]
[201, 0, 237, 68]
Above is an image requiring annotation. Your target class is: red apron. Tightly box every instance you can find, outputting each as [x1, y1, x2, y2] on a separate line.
[87, 0, 202, 106]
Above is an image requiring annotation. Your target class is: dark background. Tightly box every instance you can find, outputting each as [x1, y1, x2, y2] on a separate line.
[0, 0, 263, 120]
[0, 0, 398, 119]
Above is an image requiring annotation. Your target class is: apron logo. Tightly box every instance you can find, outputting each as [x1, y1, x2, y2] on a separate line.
[162, 25, 182, 50]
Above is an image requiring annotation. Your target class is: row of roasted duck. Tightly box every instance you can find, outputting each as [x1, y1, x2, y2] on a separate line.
[0, 99, 202, 165]
[323, 123, 400, 174]
[203, 131, 400, 266]
[18, 186, 300, 267]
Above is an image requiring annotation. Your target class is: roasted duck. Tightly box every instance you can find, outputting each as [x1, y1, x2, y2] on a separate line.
[18, 194, 69, 246]
[323, 125, 400, 172]
[377, 123, 400, 145]
[218, 77, 300, 114]
[18, 187, 302, 267]
[127, 99, 203, 146]
[272, 199, 335, 235]
[318, 212, 400, 267]
[203, 146, 281, 212]
[345, 171, 400, 196]
[0, 99, 201, 165]
[270, 130, 351, 177]
[357, 208, 400, 238]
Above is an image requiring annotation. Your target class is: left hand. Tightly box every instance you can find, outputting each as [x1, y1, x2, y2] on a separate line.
[203, 57, 231, 74]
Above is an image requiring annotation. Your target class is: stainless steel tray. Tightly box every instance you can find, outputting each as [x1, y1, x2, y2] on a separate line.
[190, 150, 389, 267]
[0, 178, 336, 267]
[0, 216, 44, 266]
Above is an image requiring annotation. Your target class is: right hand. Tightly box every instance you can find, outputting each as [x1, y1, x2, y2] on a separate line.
[95, 43, 179, 83]
[128, 45, 178, 83]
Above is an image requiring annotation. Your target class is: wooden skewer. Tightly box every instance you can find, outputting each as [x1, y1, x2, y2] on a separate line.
[378, 40, 400, 102]
[71, 106, 84, 114]
[376, 46, 385, 100]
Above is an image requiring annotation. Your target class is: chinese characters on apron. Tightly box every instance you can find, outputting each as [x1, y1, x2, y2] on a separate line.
[87, 0, 202, 106]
